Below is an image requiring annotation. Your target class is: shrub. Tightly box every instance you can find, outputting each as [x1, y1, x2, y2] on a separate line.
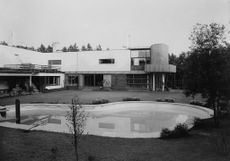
[122, 97, 141, 101]
[160, 123, 189, 139]
[92, 99, 109, 104]
[173, 123, 189, 137]
[190, 100, 205, 107]
[160, 128, 172, 138]
[156, 98, 164, 102]
[164, 98, 175, 103]
[156, 98, 175, 102]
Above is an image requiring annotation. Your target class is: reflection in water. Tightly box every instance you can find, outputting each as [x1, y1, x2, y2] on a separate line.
[84, 111, 189, 137]
[1, 102, 212, 138]
[29, 110, 190, 138]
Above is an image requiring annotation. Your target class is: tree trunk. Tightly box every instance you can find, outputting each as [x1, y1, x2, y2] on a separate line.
[75, 146, 78, 161]
[74, 137, 78, 161]
[213, 98, 219, 127]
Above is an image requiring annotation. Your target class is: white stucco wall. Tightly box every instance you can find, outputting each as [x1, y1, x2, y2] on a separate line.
[46, 52, 78, 72]
[0, 45, 131, 72]
[0, 45, 48, 67]
[77, 50, 131, 72]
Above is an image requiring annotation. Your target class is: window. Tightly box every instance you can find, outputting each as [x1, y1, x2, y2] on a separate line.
[98, 122, 115, 129]
[67, 75, 78, 86]
[45, 76, 60, 86]
[99, 59, 115, 64]
[48, 60, 62, 65]
[131, 50, 151, 71]
[84, 74, 103, 86]
[131, 50, 150, 58]
[127, 74, 149, 89]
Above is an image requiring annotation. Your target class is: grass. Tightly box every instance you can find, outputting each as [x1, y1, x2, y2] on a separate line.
[0, 89, 202, 106]
[1, 117, 230, 161]
[1, 90, 229, 161]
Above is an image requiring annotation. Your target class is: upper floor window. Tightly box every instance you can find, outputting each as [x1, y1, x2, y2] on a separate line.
[99, 59, 115, 64]
[48, 60, 62, 65]
[131, 50, 150, 58]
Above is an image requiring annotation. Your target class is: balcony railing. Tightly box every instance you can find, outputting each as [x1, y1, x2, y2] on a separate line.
[131, 65, 145, 71]
[145, 64, 176, 73]
[3, 63, 61, 73]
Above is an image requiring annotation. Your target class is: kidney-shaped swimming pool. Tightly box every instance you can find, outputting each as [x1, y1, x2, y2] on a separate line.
[0, 101, 213, 138]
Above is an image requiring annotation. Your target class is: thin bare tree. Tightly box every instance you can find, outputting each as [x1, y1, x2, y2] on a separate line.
[66, 96, 87, 161]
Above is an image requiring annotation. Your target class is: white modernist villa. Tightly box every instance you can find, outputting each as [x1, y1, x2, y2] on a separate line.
[0, 43, 176, 94]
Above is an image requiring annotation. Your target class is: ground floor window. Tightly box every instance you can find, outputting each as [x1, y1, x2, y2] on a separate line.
[45, 76, 60, 86]
[66, 75, 78, 86]
[126, 74, 149, 89]
[84, 74, 103, 86]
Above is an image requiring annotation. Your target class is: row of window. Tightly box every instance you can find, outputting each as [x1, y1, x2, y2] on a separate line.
[48, 58, 150, 66]
[45, 76, 60, 86]
[48, 60, 62, 65]
[126, 74, 149, 89]
[47, 50, 151, 66]
[48, 59, 115, 65]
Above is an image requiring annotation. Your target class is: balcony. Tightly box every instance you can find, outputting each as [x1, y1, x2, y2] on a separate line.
[2, 63, 61, 73]
[145, 64, 176, 73]
[131, 65, 145, 71]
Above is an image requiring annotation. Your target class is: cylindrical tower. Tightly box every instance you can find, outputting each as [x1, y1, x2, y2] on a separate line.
[150, 44, 169, 65]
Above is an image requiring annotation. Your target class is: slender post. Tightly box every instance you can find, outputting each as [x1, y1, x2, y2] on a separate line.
[15, 99, 20, 124]
[29, 75, 32, 87]
[162, 73, 165, 91]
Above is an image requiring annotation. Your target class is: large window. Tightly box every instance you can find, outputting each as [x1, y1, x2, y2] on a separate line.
[67, 75, 78, 86]
[127, 74, 149, 89]
[45, 76, 60, 86]
[48, 60, 62, 65]
[131, 50, 150, 70]
[99, 59, 115, 64]
[84, 74, 103, 86]
[131, 50, 150, 58]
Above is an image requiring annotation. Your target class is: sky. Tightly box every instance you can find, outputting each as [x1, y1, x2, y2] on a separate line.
[0, 0, 229, 55]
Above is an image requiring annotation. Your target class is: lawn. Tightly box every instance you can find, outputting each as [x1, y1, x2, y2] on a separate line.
[0, 89, 202, 106]
[0, 90, 229, 161]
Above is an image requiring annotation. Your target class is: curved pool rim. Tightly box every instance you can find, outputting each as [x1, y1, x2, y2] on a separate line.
[1, 101, 214, 138]
[3, 101, 214, 115]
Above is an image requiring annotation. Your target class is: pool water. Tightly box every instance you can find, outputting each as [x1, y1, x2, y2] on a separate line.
[0, 102, 213, 138]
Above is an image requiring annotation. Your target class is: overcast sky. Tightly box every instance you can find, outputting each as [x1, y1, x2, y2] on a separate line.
[0, 0, 229, 55]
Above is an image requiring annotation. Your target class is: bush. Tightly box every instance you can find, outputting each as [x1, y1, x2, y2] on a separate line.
[164, 98, 175, 103]
[190, 100, 206, 107]
[92, 99, 109, 104]
[156, 98, 175, 103]
[122, 97, 141, 101]
[160, 128, 172, 138]
[160, 123, 189, 139]
[173, 123, 189, 137]
[156, 98, 164, 102]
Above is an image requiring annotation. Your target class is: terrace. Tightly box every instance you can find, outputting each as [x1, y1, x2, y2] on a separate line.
[1, 63, 61, 73]
[0, 64, 64, 97]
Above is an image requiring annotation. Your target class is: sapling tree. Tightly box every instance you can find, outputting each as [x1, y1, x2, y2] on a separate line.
[66, 96, 87, 161]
